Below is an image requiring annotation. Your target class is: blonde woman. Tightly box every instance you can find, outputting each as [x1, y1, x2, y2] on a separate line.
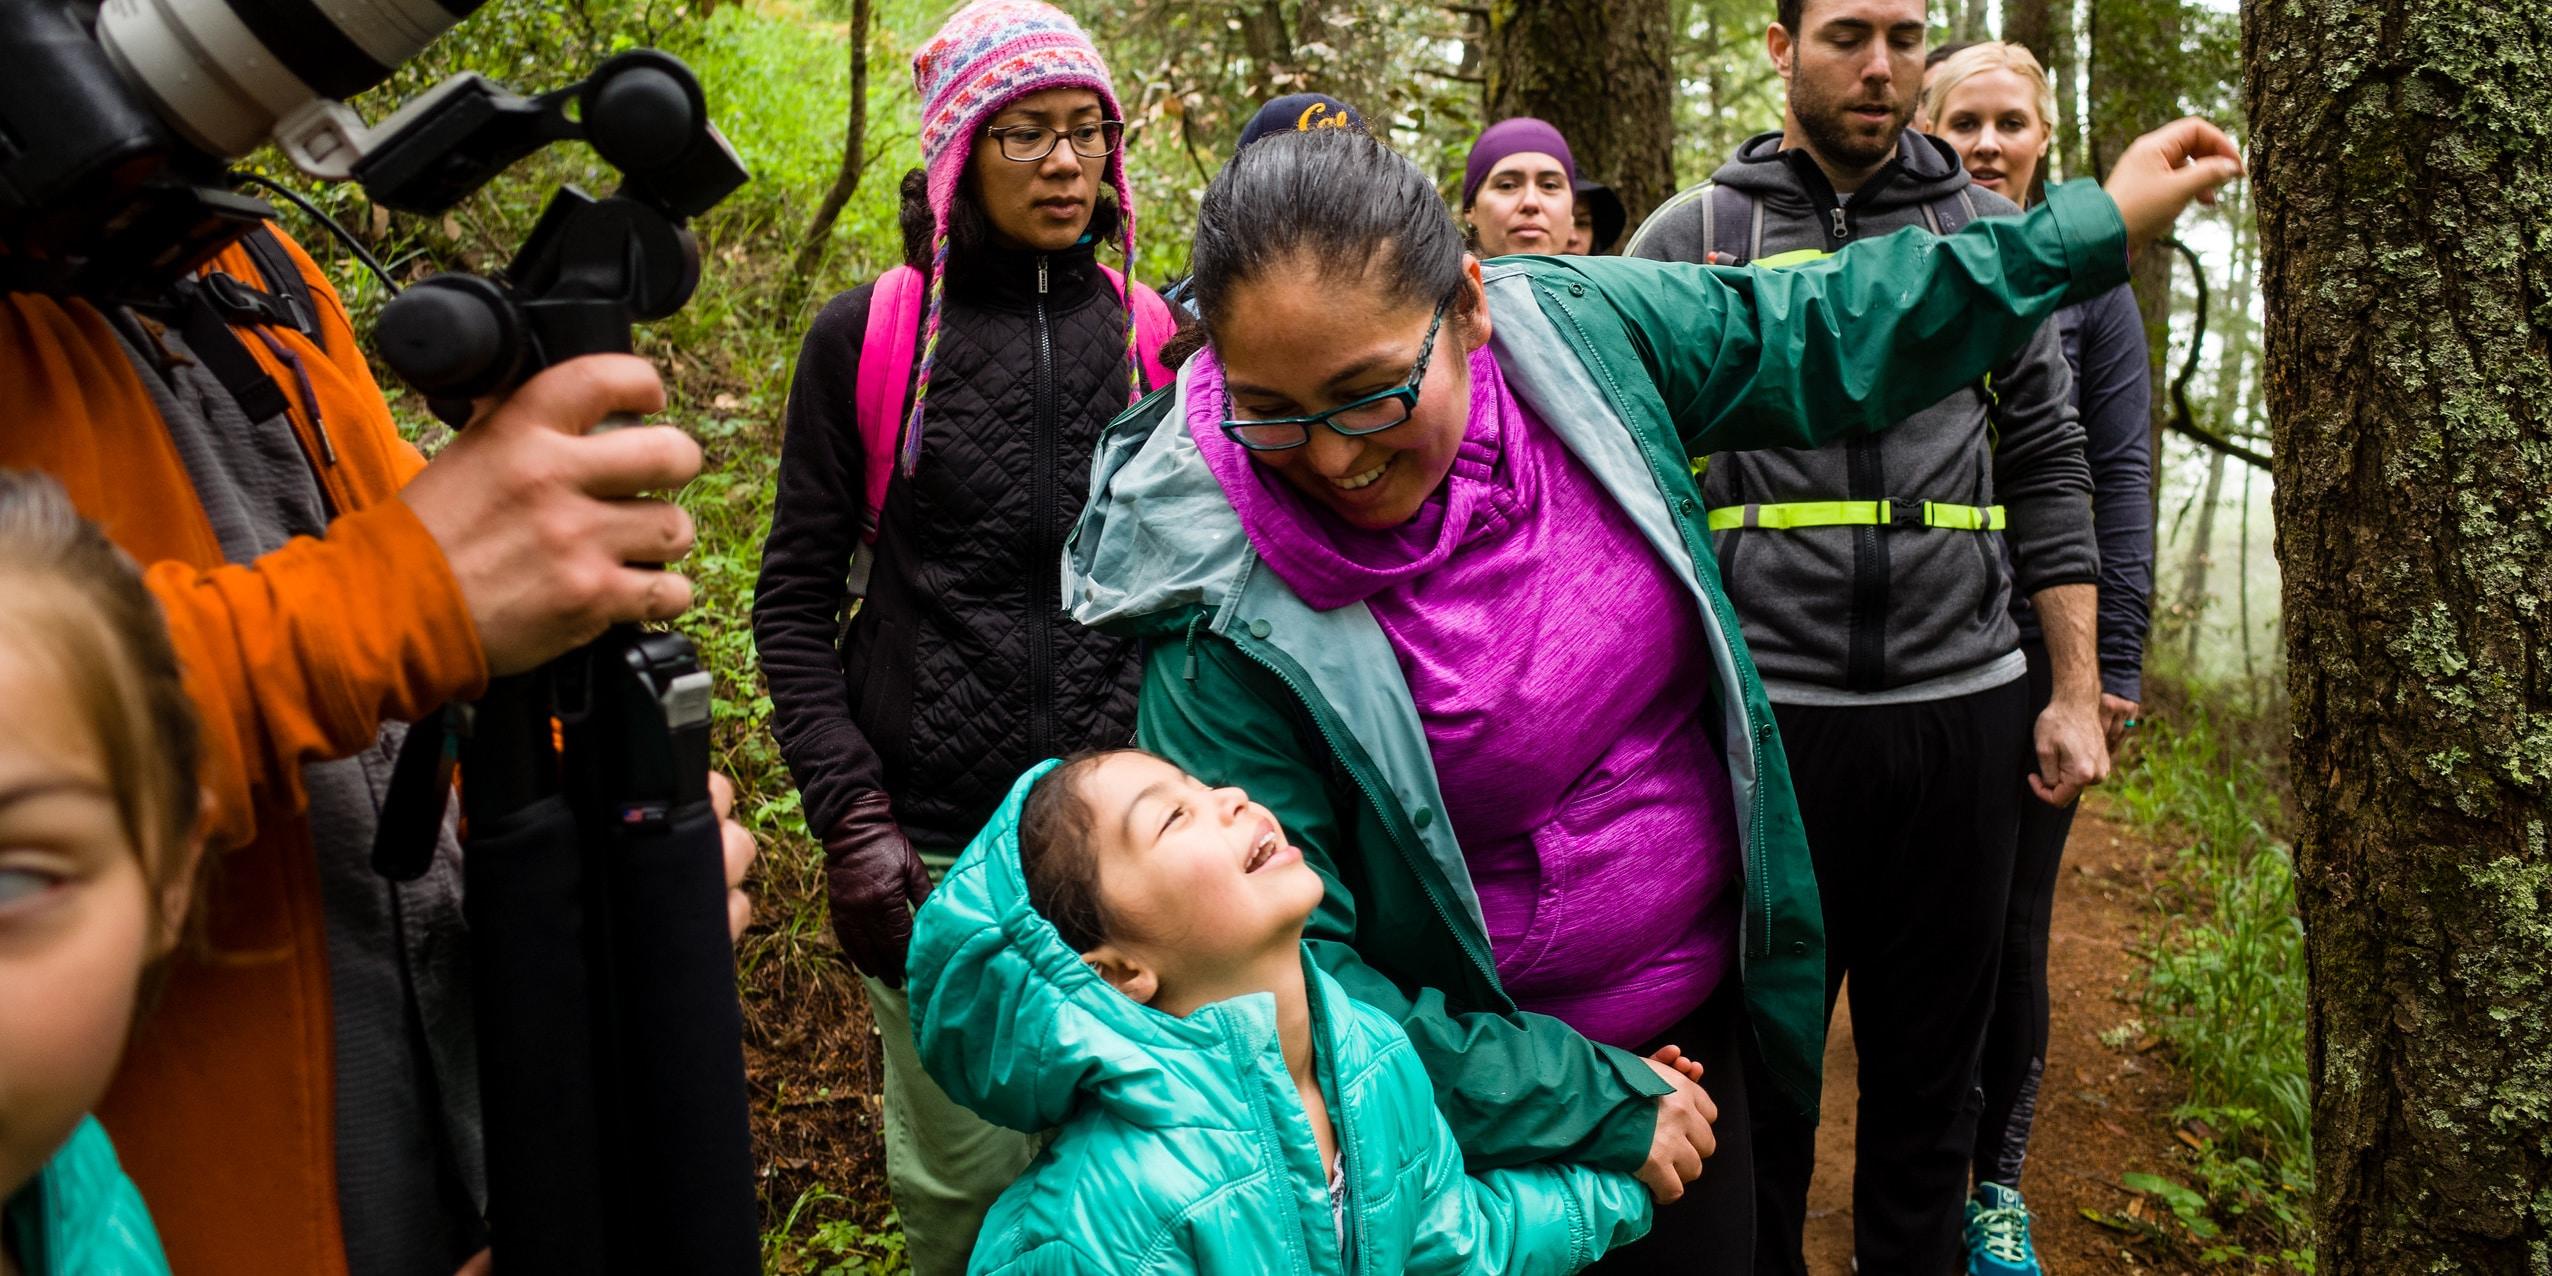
[1923, 42, 2157, 1276]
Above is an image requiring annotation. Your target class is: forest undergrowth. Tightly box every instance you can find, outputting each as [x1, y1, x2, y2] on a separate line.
[2106, 668, 2314, 1272]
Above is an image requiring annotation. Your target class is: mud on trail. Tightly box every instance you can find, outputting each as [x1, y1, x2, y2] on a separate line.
[1799, 797, 2202, 1274]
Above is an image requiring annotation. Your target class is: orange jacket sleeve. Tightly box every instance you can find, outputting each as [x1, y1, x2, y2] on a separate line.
[147, 497, 487, 849]
[0, 228, 487, 851]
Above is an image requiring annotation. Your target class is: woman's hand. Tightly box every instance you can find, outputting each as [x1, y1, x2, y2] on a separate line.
[2102, 118, 2245, 257]
[2102, 119, 2245, 256]
[1635, 1053, 1720, 1204]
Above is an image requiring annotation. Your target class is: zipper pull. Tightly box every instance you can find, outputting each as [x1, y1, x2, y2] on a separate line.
[1038, 256, 1049, 295]
[1831, 207, 1850, 240]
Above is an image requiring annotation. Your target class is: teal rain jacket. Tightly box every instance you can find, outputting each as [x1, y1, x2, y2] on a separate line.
[908, 762, 1654, 1275]
[2, 1117, 172, 1276]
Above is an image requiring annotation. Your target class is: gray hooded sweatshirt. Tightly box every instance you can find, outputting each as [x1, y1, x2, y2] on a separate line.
[1627, 130, 2097, 704]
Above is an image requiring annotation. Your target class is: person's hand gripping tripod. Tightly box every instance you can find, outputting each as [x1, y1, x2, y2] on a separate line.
[366, 51, 762, 1275]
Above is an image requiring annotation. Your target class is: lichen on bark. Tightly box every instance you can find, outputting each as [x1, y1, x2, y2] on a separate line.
[2248, 0, 2552, 1267]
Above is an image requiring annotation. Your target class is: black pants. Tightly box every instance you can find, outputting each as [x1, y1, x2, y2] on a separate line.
[1754, 678, 2033, 1276]
[1585, 982, 1755, 1274]
[1972, 639, 2076, 1189]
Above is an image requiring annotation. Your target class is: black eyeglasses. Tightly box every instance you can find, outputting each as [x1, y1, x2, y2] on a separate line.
[1218, 298, 1451, 452]
[984, 120, 1125, 162]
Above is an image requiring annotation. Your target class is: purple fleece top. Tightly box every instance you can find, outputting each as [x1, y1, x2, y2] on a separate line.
[1187, 346, 1740, 1048]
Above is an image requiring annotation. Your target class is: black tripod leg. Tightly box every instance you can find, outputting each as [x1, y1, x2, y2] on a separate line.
[460, 676, 610, 1276]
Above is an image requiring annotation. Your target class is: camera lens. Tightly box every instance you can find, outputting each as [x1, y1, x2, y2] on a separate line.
[96, 0, 486, 157]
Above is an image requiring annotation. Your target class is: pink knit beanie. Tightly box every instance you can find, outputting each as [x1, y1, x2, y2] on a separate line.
[904, 0, 1138, 477]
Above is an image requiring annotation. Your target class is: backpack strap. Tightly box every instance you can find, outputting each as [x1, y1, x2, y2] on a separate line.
[1098, 263, 1177, 393]
[849, 264, 1173, 546]
[170, 226, 327, 427]
[1922, 188, 1979, 239]
[1704, 182, 1757, 267]
[853, 266, 926, 545]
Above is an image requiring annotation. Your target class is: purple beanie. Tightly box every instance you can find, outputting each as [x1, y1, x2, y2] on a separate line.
[903, 0, 1137, 477]
[1461, 117, 1579, 208]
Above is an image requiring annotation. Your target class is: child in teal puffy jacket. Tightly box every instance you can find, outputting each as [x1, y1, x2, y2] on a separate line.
[908, 748, 1664, 1275]
[0, 473, 194, 1276]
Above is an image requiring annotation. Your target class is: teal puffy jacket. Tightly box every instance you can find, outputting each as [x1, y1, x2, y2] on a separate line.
[909, 762, 1654, 1275]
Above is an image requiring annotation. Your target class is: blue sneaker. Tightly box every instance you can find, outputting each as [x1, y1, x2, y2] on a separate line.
[1965, 1182, 2044, 1275]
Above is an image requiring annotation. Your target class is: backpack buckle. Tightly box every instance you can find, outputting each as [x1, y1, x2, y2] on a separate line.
[200, 270, 309, 333]
[1888, 496, 1924, 528]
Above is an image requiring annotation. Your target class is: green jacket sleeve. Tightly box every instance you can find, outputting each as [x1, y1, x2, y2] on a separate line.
[1561, 178, 2130, 458]
[1400, 1051, 1656, 1276]
[1135, 634, 1672, 1173]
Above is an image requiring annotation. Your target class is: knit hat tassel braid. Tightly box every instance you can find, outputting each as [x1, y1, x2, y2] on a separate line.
[903, 0, 1141, 479]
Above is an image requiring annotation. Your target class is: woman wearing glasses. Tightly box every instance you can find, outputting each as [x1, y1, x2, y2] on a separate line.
[751, 5, 1168, 1272]
[1064, 126, 2239, 1271]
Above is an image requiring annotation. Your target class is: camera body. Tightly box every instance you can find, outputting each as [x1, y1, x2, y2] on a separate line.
[0, 0, 486, 299]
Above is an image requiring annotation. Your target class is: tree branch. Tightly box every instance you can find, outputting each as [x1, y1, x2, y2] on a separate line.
[791, 0, 875, 283]
[2172, 417, 2274, 471]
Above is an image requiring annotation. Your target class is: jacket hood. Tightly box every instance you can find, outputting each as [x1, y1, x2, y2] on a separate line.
[1709, 128, 1970, 214]
[907, 760, 1291, 1133]
[1064, 357, 1255, 636]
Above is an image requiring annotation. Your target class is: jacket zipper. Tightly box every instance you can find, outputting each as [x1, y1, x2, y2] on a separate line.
[1029, 255, 1057, 757]
[1302, 981, 1369, 1274]
[1228, 637, 1505, 1000]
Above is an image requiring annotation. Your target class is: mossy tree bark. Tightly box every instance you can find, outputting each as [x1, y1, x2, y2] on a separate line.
[1483, 0, 1676, 226]
[2247, 0, 2552, 1268]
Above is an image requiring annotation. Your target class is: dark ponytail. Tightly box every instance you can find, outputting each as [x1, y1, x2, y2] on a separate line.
[1174, 130, 1468, 363]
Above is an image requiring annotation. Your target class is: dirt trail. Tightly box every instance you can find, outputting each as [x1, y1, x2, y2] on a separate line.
[1797, 797, 2196, 1274]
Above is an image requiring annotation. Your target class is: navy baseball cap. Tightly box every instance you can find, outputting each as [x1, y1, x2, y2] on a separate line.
[1237, 93, 1367, 148]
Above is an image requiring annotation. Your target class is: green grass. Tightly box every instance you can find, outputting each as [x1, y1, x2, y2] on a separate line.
[2109, 694, 2314, 1270]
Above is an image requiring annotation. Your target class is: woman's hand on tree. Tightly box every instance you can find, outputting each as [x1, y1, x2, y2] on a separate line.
[2102, 117, 2245, 256]
[1635, 1054, 1721, 1203]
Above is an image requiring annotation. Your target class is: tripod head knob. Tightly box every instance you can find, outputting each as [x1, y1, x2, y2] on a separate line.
[379, 273, 523, 404]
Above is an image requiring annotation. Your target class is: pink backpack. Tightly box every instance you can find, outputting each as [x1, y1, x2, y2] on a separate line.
[852, 263, 1178, 544]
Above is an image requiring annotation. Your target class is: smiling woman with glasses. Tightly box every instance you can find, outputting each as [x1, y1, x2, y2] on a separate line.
[1221, 297, 1448, 451]
[1058, 123, 2239, 1273]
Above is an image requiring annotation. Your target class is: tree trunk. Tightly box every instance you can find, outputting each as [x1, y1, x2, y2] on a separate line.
[2175, 215, 2255, 665]
[2177, 447, 2228, 667]
[1959, 0, 1993, 41]
[2052, 0, 2086, 180]
[2089, 0, 2182, 508]
[1483, 0, 1676, 226]
[791, 0, 875, 284]
[2248, 0, 2552, 1267]
[2004, 0, 2053, 63]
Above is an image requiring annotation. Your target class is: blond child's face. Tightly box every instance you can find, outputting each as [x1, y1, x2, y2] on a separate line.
[1077, 753, 1325, 990]
[0, 647, 171, 1200]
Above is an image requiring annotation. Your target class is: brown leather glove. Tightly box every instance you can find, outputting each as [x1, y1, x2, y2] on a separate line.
[822, 792, 934, 987]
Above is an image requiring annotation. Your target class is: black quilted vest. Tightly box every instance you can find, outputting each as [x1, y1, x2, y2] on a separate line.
[839, 238, 1146, 849]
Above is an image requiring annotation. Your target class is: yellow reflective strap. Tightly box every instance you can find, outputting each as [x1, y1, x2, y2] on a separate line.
[1705, 501, 1886, 531]
[1751, 247, 1836, 270]
[1919, 502, 2007, 530]
[1704, 501, 2008, 531]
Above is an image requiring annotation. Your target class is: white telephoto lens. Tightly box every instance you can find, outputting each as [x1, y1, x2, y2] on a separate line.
[97, 0, 474, 158]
